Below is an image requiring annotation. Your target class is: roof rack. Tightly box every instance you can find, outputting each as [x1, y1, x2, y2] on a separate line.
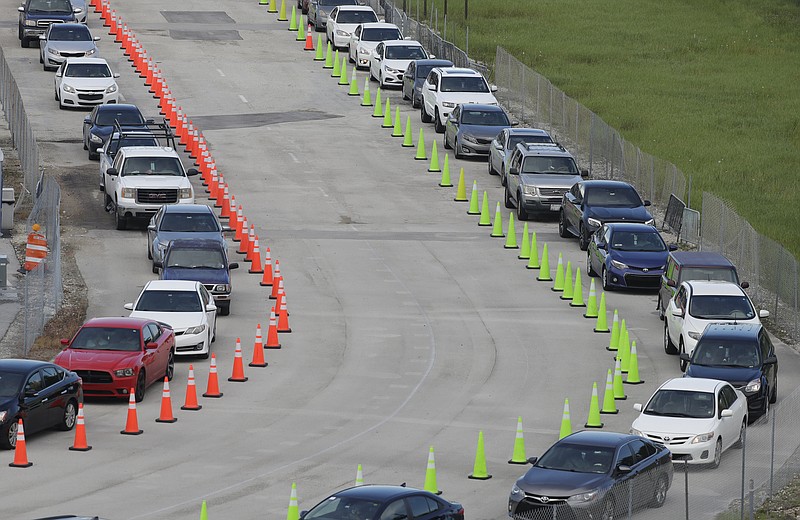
[524, 142, 567, 152]
[112, 118, 176, 149]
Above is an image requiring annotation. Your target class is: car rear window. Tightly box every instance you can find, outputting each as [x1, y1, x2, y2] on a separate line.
[160, 213, 219, 232]
[336, 10, 378, 24]
[680, 267, 738, 284]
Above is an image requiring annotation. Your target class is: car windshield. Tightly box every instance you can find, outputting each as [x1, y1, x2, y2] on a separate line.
[521, 156, 579, 175]
[319, 0, 356, 5]
[644, 389, 715, 419]
[0, 373, 23, 398]
[584, 186, 642, 207]
[385, 45, 426, 60]
[681, 267, 738, 284]
[135, 290, 202, 312]
[65, 63, 111, 78]
[692, 339, 761, 368]
[121, 157, 183, 176]
[49, 26, 91, 41]
[28, 0, 72, 13]
[535, 444, 614, 474]
[361, 27, 401, 42]
[461, 109, 509, 126]
[160, 213, 220, 233]
[304, 496, 382, 520]
[509, 135, 553, 148]
[609, 231, 666, 252]
[336, 10, 378, 24]
[416, 63, 444, 79]
[166, 249, 226, 269]
[96, 109, 145, 126]
[688, 295, 755, 320]
[70, 326, 141, 351]
[107, 136, 158, 155]
[440, 76, 489, 93]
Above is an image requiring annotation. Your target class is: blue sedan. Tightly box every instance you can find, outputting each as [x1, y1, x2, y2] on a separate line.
[587, 222, 676, 291]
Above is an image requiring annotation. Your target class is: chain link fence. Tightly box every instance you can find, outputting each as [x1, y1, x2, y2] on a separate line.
[0, 43, 63, 355]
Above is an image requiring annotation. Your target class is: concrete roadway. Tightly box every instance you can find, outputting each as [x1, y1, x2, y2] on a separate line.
[1, 0, 798, 518]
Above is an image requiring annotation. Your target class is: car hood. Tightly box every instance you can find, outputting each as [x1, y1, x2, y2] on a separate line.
[47, 41, 96, 53]
[162, 267, 229, 284]
[55, 348, 140, 371]
[632, 414, 717, 436]
[61, 77, 116, 89]
[458, 124, 506, 140]
[155, 231, 224, 244]
[686, 365, 760, 387]
[586, 205, 653, 223]
[91, 123, 145, 138]
[383, 58, 414, 71]
[128, 311, 204, 330]
[119, 175, 189, 187]
[0, 396, 16, 412]
[516, 468, 608, 495]
[609, 249, 668, 269]
[438, 92, 499, 106]
[520, 173, 581, 189]
[356, 41, 379, 52]
[335, 23, 362, 33]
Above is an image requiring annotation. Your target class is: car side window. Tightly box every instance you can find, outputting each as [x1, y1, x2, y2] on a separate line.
[426, 71, 436, 86]
[451, 105, 460, 119]
[721, 385, 737, 408]
[200, 285, 212, 306]
[149, 323, 163, 342]
[42, 367, 63, 388]
[379, 499, 408, 520]
[759, 331, 773, 359]
[142, 325, 154, 345]
[330, 7, 338, 19]
[675, 286, 687, 310]
[615, 443, 636, 468]
[666, 258, 676, 282]
[354, 26, 361, 38]
[407, 496, 434, 518]
[629, 439, 654, 465]
[603, 226, 612, 245]
[25, 371, 44, 395]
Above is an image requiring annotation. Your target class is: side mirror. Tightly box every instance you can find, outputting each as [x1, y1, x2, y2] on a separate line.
[39, 35, 46, 40]
[113, 73, 120, 78]
[430, 84, 437, 92]
[617, 464, 632, 474]
[18, 6, 25, 12]
[679, 352, 690, 362]
[24, 390, 38, 398]
[147, 224, 156, 231]
[597, 242, 607, 251]
[83, 115, 91, 123]
[229, 262, 239, 270]
[186, 168, 200, 176]
[96, 148, 104, 154]
[93, 36, 100, 41]
[106, 167, 118, 176]
[221, 226, 233, 233]
[153, 261, 162, 268]
[527, 456, 538, 465]
[643, 200, 652, 207]
[763, 355, 777, 365]
[145, 342, 158, 350]
[580, 169, 589, 178]
[55, 72, 62, 78]
[511, 120, 519, 127]
[668, 244, 678, 251]
[759, 309, 770, 319]
[671, 305, 684, 318]
[720, 409, 733, 418]
[667, 279, 677, 288]
[492, 141, 501, 150]
[207, 303, 218, 312]
[60, 338, 70, 346]
[509, 166, 519, 175]
[73, 7, 82, 12]
[123, 303, 134, 310]
[428, 53, 436, 59]
[740, 281, 750, 289]
[490, 84, 498, 92]
[633, 403, 643, 412]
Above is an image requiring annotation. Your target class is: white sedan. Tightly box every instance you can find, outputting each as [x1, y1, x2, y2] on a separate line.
[631, 377, 748, 468]
[54, 57, 120, 109]
[664, 280, 769, 371]
[369, 39, 428, 88]
[124, 280, 217, 358]
[326, 5, 378, 50]
[347, 22, 402, 69]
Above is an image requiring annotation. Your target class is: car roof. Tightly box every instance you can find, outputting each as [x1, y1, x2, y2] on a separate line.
[143, 280, 202, 291]
[603, 222, 660, 233]
[334, 485, 434, 500]
[438, 67, 481, 76]
[81, 316, 152, 328]
[162, 204, 215, 214]
[659, 377, 725, 393]
[684, 280, 747, 296]
[64, 57, 110, 65]
[509, 128, 550, 136]
[118, 146, 180, 157]
[382, 39, 423, 47]
[558, 430, 640, 447]
[458, 103, 504, 112]
[581, 180, 637, 189]
[701, 323, 762, 340]
[96, 103, 141, 113]
[50, 22, 88, 30]
[337, 5, 376, 11]
[168, 238, 225, 249]
[413, 59, 453, 66]
[514, 142, 573, 158]
[670, 251, 735, 268]
[357, 22, 399, 30]
[0, 359, 55, 373]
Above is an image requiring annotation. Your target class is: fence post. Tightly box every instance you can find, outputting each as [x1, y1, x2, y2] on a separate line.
[748, 479, 754, 520]
[627, 478, 633, 520]
[740, 424, 747, 520]
[521, 66, 525, 124]
[588, 113, 594, 177]
[769, 405, 776, 498]
[683, 459, 689, 520]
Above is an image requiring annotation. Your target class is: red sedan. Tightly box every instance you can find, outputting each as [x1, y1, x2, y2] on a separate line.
[55, 317, 175, 402]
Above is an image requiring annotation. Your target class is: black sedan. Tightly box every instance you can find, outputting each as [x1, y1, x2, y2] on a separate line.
[301, 485, 464, 520]
[82, 103, 146, 160]
[0, 359, 83, 449]
[508, 431, 672, 520]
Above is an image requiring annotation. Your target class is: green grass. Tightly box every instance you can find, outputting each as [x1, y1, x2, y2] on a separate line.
[415, 0, 800, 257]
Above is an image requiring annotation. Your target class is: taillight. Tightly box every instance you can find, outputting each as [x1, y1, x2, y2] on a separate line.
[457, 507, 464, 518]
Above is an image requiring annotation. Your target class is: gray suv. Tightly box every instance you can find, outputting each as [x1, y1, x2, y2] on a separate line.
[503, 143, 587, 220]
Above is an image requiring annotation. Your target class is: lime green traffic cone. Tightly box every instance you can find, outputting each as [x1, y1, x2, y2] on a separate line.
[402, 117, 414, 147]
[314, 35, 325, 60]
[560, 261, 574, 300]
[439, 154, 452, 187]
[467, 180, 480, 215]
[584, 382, 604, 428]
[428, 140, 440, 171]
[600, 369, 618, 414]
[391, 108, 403, 137]
[414, 128, 427, 159]
[606, 310, 620, 350]
[558, 398, 572, 440]
[537, 243, 551, 281]
[613, 357, 627, 400]
[360, 77, 371, 105]
[468, 431, 492, 480]
[338, 59, 349, 85]
[267, 0, 277, 12]
[619, 320, 631, 373]
[296, 16, 305, 41]
[277, 0, 288, 21]
[527, 232, 540, 269]
[372, 88, 383, 116]
[508, 416, 528, 464]
[518, 223, 530, 259]
[478, 192, 491, 226]
[491, 203, 505, 237]
[381, 98, 392, 127]
[355, 463, 364, 486]
[584, 279, 598, 317]
[331, 50, 341, 77]
[552, 253, 565, 291]
[454, 167, 467, 201]
[625, 342, 644, 384]
[323, 42, 333, 68]
[571, 268, 586, 307]
[286, 482, 299, 520]
[504, 213, 518, 248]
[287, 5, 297, 30]
[423, 446, 441, 494]
[200, 500, 208, 520]
[595, 293, 610, 332]
[348, 71, 360, 95]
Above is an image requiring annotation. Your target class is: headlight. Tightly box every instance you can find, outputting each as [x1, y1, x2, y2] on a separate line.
[48, 47, 59, 56]
[114, 368, 135, 377]
[691, 432, 715, 444]
[567, 489, 599, 504]
[179, 187, 192, 199]
[24, 20, 37, 27]
[441, 102, 455, 108]
[157, 241, 169, 251]
[462, 134, 478, 144]
[90, 133, 103, 143]
[587, 217, 602, 228]
[184, 324, 206, 335]
[357, 46, 368, 54]
[0, 410, 7, 423]
[213, 284, 231, 293]
[63, 84, 76, 94]
[510, 484, 522, 496]
[630, 428, 643, 437]
[85, 48, 96, 56]
[335, 29, 350, 37]
[687, 331, 703, 340]
[523, 185, 537, 196]
[611, 259, 628, 270]
[105, 84, 117, 94]
[121, 187, 136, 199]
[745, 378, 761, 393]
[645, 218, 656, 226]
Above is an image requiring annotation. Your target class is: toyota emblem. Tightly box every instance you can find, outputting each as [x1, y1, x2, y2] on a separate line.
[663, 436, 671, 441]
[539, 496, 550, 503]
[642, 268, 649, 272]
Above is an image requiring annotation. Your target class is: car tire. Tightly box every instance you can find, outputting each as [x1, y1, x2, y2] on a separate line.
[165, 350, 175, 381]
[115, 206, 128, 230]
[411, 94, 420, 108]
[83, 139, 88, 151]
[147, 247, 152, 260]
[55, 89, 59, 101]
[20, 36, 28, 48]
[434, 109, 445, 133]
[504, 186, 513, 210]
[402, 88, 409, 101]
[650, 475, 668, 508]
[39, 53, 43, 64]
[219, 302, 230, 316]
[602, 266, 613, 291]
[18, 25, 23, 40]
[454, 137, 463, 159]
[517, 195, 529, 221]
[88, 149, 98, 161]
[579, 223, 590, 251]
[58, 399, 78, 431]
[664, 322, 678, 355]
[211, 322, 217, 343]
[709, 438, 722, 469]
[558, 210, 570, 238]
[587, 251, 597, 277]
[657, 295, 665, 320]
[134, 370, 146, 403]
[420, 104, 432, 123]
[1, 418, 18, 450]
[442, 135, 451, 150]
[151, 262, 158, 274]
[679, 339, 688, 372]
[733, 420, 746, 449]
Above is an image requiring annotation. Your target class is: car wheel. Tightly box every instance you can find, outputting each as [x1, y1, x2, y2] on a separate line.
[147, 247, 152, 260]
[134, 370, 146, 403]
[679, 339, 688, 372]
[104, 193, 112, 209]
[402, 88, 409, 101]
[733, 420, 746, 449]
[58, 399, 78, 431]
[1, 418, 18, 450]
[39, 53, 43, 64]
[650, 475, 668, 508]
[434, 109, 445, 133]
[20, 36, 28, 48]
[664, 322, 678, 355]
[770, 375, 778, 404]
[88, 150, 98, 161]
[504, 186, 513, 209]
[657, 295, 665, 320]
[219, 302, 230, 316]
[454, 137, 463, 159]
[55, 89, 59, 101]
[587, 251, 597, 277]
[709, 438, 722, 469]
[443, 135, 451, 150]
[165, 350, 175, 381]
[83, 139, 88, 151]
[488, 159, 496, 176]
[420, 104, 432, 123]
[211, 322, 217, 343]
[517, 195, 529, 221]
[558, 210, 570, 238]
[18, 25, 23, 40]
[151, 262, 158, 274]
[411, 94, 420, 109]
[579, 223, 590, 251]
[602, 266, 613, 291]
[115, 207, 128, 230]
[600, 497, 615, 520]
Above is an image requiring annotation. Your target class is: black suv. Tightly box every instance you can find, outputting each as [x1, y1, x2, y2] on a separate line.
[683, 323, 777, 420]
[18, 0, 80, 48]
[559, 180, 654, 250]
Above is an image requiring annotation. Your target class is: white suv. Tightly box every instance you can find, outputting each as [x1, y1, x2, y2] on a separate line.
[420, 67, 498, 133]
[104, 146, 199, 230]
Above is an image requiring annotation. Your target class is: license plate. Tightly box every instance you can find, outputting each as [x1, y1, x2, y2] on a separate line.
[550, 204, 561, 211]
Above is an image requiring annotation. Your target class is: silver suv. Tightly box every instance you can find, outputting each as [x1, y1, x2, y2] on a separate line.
[503, 143, 587, 221]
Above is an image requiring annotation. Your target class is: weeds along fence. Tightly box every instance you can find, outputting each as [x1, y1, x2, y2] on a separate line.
[0, 44, 63, 355]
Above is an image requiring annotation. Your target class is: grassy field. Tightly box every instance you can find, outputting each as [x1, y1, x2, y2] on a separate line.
[415, 0, 800, 257]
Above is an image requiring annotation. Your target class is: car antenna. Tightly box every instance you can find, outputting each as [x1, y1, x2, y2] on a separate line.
[400, 482, 406, 487]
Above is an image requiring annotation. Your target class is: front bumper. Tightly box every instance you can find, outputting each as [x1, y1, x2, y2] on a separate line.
[116, 198, 195, 221]
[639, 432, 714, 465]
[509, 494, 607, 520]
[605, 266, 664, 290]
[381, 69, 403, 85]
[456, 139, 491, 156]
[60, 87, 118, 107]
[174, 329, 209, 356]
[73, 370, 136, 399]
[22, 27, 47, 39]
[520, 194, 563, 214]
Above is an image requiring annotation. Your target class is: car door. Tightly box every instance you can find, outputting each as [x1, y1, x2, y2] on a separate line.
[140, 323, 159, 386]
[349, 24, 361, 60]
[717, 385, 736, 450]
[445, 105, 460, 145]
[379, 498, 409, 520]
[371, 42, 383, 78]
[759, 330, 777, 394]
[590, 225, 610, 275]
[562, 182, 582, 231]
[666, 285, 688, 346]
[148, 205, 165, 257]
[83, 105, 98, 145]
[39, 366, 69, 428]
[660, 255, 678, 313]
[422, 70, 437, 116]
[627, 439, 660, 505]
[611, 443, 637, 510]
[326, 7, 338, 40]
[199, 284, 216, 334]
[403, 60, 415, 98]
[506, 149, 522, 202]
[21, 370, 47, 435]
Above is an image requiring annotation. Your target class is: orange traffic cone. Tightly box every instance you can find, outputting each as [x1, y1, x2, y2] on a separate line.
[181, 365, 202, 411]
[270, 275, 283, 300]
[228, 338, 248, 382]
[260, 247, 274, 286]
[155, 377, 178, 422]
[236, 216, 248, 248]
[249, 324, 268, 367]
[278, 294, 292, 333]
[230, 203, 242, 239]
[265, 307, 282, 349]
[69, 403, 92, 451]
[9, 419, 33, 467]
[249, 237, 264, 274]
[202, 354, 223, 398]
[120, 391, 143, 435]
[304, 24, 315, 50]
[245, 226, 256, 262]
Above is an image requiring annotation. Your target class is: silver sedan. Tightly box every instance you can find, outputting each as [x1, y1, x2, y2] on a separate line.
[40, 23, 99, 72]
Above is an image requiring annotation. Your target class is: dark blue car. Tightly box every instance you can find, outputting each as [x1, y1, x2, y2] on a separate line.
[301, 485, 464, 520]
[587, 222, 676, 291]
[559, 180, 655, 250]
[82, 104, 146, 159]
[402, 58, 454, 108]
